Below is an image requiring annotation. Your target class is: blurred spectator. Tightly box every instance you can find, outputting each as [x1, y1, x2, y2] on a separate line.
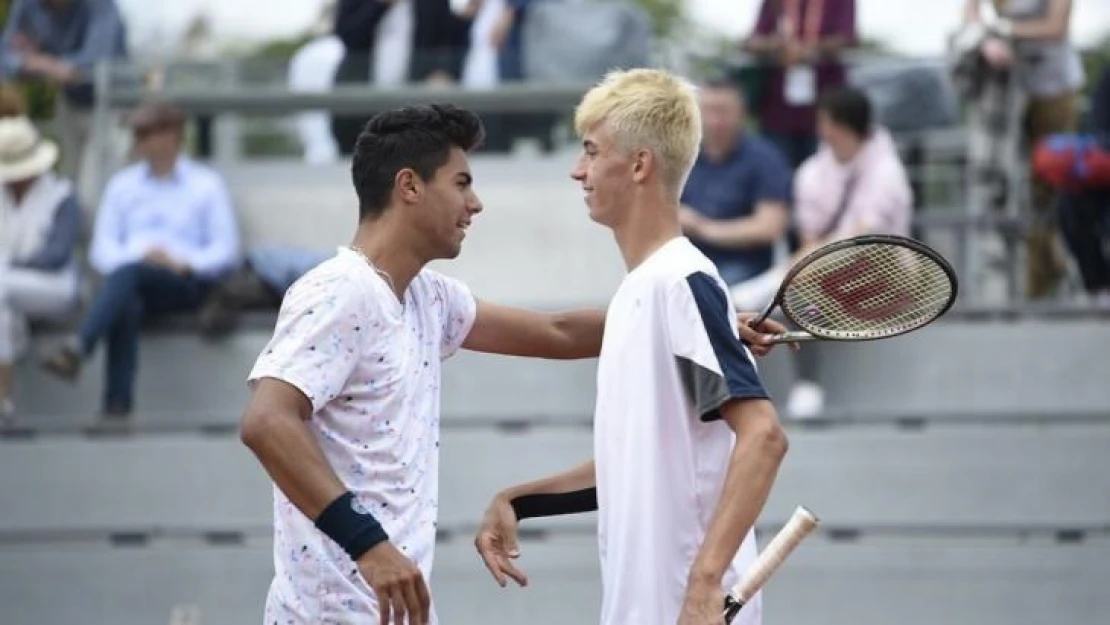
[1054, 66, 1110, 306]
[679, 77, 792, 286]
[961, 0, 1085, 299]
[40, 101, 240, 418]
[488, 0, 556, 152]
[0, 0, 128, 191]
[461, 0, 505, 90]
[289, 1, 343, 165]
[330, 0, 474, 152]
[743, 0, 857, 170]
[410, 0, 475, 84]
[198, 245, 331, 338]
[732, 87, 912, 418]
[0, 115, 81, 420]
[330, 0, 394, 154]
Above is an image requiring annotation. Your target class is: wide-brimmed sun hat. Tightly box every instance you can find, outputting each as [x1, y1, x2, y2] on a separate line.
[0, 116, 59, 183]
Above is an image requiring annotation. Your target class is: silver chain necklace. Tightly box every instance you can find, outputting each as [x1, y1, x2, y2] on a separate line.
[348, 245, 398, 295]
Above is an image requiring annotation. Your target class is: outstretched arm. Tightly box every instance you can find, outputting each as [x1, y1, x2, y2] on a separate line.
[475, 460, 596, 587]
[462, 299, 605, 359]
[462, 299, 792, 360]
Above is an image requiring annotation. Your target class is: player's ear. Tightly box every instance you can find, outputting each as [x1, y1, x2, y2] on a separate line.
[631, 148, 653, 184]
[395, 168, 422, 204]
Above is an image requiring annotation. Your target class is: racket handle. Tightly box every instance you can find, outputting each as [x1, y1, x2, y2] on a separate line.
[763, 331, 817, 344]
[722, 506, 820, 623]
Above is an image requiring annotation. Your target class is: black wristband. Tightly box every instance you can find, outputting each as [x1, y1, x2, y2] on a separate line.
[314, 491, 389, 560]
[510, 487, 599, 520]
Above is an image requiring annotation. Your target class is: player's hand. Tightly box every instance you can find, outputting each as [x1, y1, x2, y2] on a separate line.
[356, 541, 431, 625]
[677, 578, 726, 625]
[737, 312, 800, 356]
[474, 493, 528, 587]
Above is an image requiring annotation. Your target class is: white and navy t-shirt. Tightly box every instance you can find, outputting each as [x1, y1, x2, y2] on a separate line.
[594, 237, 770, 625]
[246, 247, 476, 625]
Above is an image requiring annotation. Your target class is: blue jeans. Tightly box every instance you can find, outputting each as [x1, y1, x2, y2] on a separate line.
[247, 246, 331, 295]
[78, 263, 209, 411]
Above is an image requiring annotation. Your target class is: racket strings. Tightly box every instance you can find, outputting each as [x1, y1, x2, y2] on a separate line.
[783, 244, 953, 339]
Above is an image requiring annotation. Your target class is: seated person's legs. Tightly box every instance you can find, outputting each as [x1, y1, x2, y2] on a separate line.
[1058, 190, 1110, 304]
[42, 262, 210, 416]
[0, 267, 78, 418]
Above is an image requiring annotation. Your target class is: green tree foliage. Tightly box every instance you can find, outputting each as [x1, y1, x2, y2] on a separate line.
[1080, 34, 1110, 98]
[627, 0, 688, 41]
[0, 0, 57, 120]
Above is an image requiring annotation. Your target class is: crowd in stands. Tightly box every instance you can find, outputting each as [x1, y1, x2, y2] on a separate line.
[0, 0, 1106, 422]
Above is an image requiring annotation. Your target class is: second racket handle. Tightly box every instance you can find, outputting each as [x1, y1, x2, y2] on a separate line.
[764, 331, 818, 344]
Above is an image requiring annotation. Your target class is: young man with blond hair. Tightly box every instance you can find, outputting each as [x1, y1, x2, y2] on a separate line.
[476, 69, 790, 625]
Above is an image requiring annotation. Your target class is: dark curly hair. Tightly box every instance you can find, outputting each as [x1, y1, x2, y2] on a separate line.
[351, 104, 485, 221]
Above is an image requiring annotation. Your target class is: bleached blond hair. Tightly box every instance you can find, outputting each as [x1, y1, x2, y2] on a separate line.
[574, 68, 702, 199]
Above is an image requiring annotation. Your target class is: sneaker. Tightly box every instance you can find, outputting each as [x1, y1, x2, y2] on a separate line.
[40, 336, 83, 382]
[786, 380, 825, 420]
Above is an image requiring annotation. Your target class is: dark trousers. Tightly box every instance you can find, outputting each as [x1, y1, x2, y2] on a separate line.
[78, 263, 209, 410]
[1058, 190, 1110, 293]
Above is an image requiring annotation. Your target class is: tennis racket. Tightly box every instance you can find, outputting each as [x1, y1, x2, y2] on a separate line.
[750, 234, 958, 344]
[722, 506, 820, 623]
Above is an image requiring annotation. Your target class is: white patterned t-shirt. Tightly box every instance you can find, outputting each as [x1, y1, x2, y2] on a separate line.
[246, 247, 477, 625]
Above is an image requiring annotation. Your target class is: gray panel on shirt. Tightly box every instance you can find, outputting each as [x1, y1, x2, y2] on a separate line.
[675, 355, 729, 422]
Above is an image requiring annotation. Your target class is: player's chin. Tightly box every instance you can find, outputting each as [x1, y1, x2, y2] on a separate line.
[440, 238, 464, 259]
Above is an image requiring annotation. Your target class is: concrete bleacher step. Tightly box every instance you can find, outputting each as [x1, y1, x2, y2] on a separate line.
[1, 534, 1106, 625]
[16, 314, 1110, 426]
[3, 425, 1108, 540]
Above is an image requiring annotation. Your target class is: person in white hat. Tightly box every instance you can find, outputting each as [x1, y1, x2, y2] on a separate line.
[0, 115, 82, 420]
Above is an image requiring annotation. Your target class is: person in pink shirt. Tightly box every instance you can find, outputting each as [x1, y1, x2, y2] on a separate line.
[733, 86, 913, 418]
[793, 87, 913, 252]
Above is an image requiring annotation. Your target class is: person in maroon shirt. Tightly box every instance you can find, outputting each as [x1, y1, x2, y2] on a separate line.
[743, 0, 858, 170]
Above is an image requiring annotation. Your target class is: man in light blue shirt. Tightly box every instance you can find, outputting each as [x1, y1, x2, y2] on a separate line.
[41, 101, 240, 417]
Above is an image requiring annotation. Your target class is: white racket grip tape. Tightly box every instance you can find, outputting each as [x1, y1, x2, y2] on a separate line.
[722, 506, 819, 622]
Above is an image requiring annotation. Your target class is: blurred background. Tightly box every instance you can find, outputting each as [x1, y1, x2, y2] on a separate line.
[0, 0, 1108, 624]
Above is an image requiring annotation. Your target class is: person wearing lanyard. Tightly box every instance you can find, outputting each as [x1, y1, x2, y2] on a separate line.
[743, 0, 857, 171]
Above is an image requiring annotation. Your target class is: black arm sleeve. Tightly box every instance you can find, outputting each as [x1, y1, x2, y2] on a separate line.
[511, 488, 598, 520]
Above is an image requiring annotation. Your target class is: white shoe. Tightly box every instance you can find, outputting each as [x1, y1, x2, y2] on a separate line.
[786, 381, 825, 419]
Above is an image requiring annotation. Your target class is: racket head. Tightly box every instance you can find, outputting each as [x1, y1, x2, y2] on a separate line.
[773, 234, 958, 341]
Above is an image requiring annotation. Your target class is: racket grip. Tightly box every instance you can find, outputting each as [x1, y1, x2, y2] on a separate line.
[764, 331, 818, 344]
[722, 506, 820, 623]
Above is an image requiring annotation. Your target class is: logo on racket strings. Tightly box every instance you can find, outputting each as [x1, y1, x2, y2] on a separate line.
[817, 256, 914, 321]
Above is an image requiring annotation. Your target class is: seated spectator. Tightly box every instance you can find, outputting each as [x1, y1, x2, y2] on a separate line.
[679, 77, 792, 286]
[198, 245, 332, 338]
[0, 115, 81, 420]
[732, 87, 913, 418]
[40, 101, 240, 418]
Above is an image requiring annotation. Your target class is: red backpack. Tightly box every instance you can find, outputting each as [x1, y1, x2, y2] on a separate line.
[1032, 134, 1110, 192]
